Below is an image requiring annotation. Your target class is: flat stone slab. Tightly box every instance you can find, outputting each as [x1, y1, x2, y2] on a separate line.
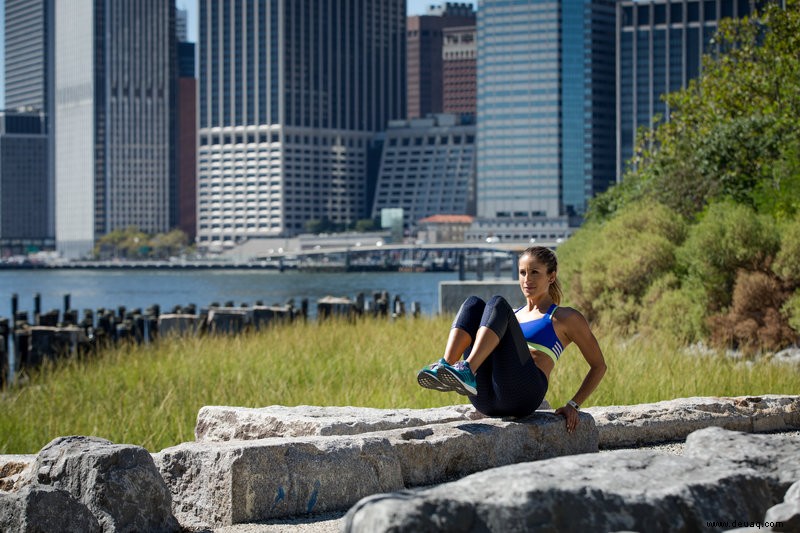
[586, 394, 800, 448]
[342, 427, 800, 533]
[195, 402, 551, 442]
[195, 404, 488, 441]
[156, 411, 596, 529]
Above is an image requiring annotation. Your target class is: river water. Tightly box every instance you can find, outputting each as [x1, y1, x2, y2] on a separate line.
[0, 269, 464, 321]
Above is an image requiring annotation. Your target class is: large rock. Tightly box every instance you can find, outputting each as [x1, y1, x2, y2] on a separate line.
[684, 426, 800, 492]
[763, 480, 800, 532]
[342, 427, 800, 533]
[27, 435, 179, 532]
[156, 411, 595, 529]
[587, 395, 800, 448]
[0, 484, 102, 533]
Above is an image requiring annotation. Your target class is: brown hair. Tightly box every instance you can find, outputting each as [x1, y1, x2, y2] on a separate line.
[520, 246, 563, 305]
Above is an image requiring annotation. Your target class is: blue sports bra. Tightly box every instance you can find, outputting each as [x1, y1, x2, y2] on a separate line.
[516, 304, 564, 365]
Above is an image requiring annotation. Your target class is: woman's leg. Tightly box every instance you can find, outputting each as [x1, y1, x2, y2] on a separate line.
[468, 295, 548, 417]
[442, 296, 485, 364]
[418, 296, 486, 392]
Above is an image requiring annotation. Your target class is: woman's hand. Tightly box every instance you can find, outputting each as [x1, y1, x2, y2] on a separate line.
[555, 404, 579, 433]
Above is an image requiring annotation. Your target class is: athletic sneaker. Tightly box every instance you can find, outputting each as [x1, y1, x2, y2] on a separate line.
[438, 360, 477, 396]
[416, 358, 451, 392]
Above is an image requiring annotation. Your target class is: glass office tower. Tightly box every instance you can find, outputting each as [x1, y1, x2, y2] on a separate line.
[476, 0, 615, 234]
[4, 0, 55, 248]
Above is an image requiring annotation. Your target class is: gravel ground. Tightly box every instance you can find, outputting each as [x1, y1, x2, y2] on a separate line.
[212, 430, 800, 533]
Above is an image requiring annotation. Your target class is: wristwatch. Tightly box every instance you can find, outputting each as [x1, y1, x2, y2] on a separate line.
[567, 400, 580, 411]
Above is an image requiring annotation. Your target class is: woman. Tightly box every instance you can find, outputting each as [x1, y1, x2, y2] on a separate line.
[417, 246, 606, 433]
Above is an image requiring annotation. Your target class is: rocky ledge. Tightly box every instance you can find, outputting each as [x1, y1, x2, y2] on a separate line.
[0, 395, 798, 532]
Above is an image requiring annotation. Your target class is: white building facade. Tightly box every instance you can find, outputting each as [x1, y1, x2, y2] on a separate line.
[197, 0, 406, 251]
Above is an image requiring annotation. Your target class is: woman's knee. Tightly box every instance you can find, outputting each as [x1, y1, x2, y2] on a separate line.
[463, 295, 486, 309]
[452, 296, 486, 331]
[487, 294, 511, 310]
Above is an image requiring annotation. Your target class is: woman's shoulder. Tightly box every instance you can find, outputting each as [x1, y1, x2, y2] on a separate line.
[553, 305, 589, 326]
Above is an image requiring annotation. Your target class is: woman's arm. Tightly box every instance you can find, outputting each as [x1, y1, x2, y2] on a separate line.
[554, 308, 607, 432]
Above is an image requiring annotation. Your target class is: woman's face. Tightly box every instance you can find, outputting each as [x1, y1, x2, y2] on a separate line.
[518, 254, 555, 300]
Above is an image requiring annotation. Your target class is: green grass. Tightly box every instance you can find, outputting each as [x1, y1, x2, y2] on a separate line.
[1, 316, 797, 454]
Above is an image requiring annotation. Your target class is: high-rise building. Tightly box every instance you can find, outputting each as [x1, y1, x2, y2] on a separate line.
[442, 25, 477, 117]
[197, 0, 406, 250]
[475, 0, 616, 235]
[0, 111, 52, 255]
[3, 0, 55, 250]
[616, 0, 760, 179]
[407, 3, 476, 119]
[176, 7, 189, 42]
[177, 20, 197, 242]
[4, 0, 54, 114]
[371, 114, 476, 230]
[54, 2, 177, 258]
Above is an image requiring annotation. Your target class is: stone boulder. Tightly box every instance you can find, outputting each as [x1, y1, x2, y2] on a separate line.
[587, 395, 800, 448]
[0, 484, 102, 533]
[684, 426, 800, 493]
[342, 427, 800, 533]
[156, 411, 594, 530]
[763, 480, 800, 532]
[22, 435, 179, 532]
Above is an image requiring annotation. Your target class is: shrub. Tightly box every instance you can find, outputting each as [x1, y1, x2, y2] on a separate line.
[558, 200, 685, 330]
[773, 214, 800, 282]
[707, 270, 795, 353]
[782, 291, 800, 339]
[678, 201, 779, 311]
[639, 274, 708, 343]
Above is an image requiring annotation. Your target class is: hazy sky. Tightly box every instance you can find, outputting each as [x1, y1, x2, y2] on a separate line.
[1, 1, 478, 107]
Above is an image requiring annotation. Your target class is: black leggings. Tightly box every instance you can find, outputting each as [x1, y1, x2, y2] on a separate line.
[452, 295, 548, 417]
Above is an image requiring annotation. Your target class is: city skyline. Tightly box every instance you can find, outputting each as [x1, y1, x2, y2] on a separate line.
[0, 0, 478, 107]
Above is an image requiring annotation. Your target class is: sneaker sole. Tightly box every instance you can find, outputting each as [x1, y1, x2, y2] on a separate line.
[417, 370, 452, 392]
[438, 366, 477, 396]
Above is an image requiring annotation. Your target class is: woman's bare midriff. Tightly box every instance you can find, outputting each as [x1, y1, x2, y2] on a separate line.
[531, 350, 554, 381]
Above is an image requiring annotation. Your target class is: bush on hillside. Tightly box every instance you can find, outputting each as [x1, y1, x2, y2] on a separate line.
[558, 200, 685, 330]
[639, 274, 708, 343]
[677, 201, 779, 312]
[707, 270, 796, 354]
[773, 214, 800, 282]
[782, 292, 800, 339]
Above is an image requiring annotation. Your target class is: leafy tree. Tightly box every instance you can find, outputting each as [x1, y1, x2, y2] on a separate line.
[304, 217, 342, 234]
[588, 1, 800, 222]
[94, 226, 149, 259]
[354, 218, 380, 232]
[93, 226, 192, 260]
[149, 229, 190, 259]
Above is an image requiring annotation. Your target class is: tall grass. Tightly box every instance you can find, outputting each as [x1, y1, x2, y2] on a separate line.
[1, 316, 797, 454]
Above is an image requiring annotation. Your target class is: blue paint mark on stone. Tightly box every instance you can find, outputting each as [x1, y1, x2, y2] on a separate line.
[306, 480, 321, 513]
[271, 486, 285, 510]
